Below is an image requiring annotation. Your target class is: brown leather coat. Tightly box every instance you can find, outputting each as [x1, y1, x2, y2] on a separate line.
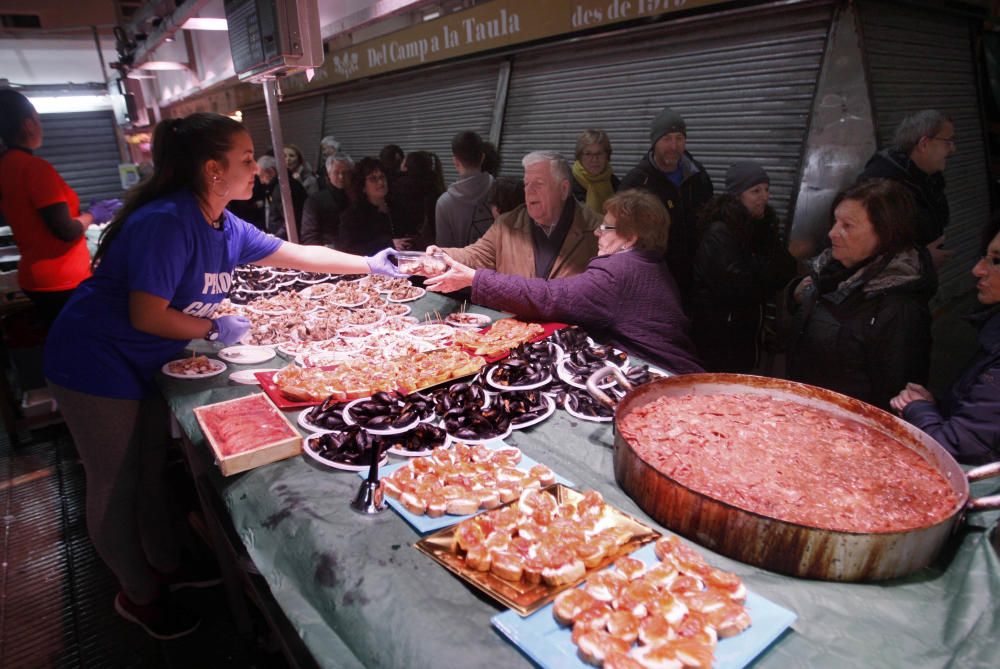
[439, 201, 600, 279]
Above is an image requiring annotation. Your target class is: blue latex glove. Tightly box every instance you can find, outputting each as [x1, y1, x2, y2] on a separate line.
[88, 198, 123, 224]
[365, 247, 408, 278]
[212, 315, 251, 345]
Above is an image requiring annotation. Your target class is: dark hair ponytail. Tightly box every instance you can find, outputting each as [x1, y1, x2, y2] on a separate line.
[0, 89, 37, 150]
[94, 112, 247, 266]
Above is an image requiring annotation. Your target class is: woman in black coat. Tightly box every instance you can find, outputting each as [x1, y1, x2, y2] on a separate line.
[338, 157, 395, 256]
[690, 162, 796, 372]
[785, 179, 934, 411]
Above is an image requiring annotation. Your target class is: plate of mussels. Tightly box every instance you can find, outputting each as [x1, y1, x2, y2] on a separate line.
[379, 422, 451, 457]
[342, 391, 436, 435]
[485, 359, 552, 392]
[440, 400, 513, 444]
[299, 397, 352, 433]
[303, 427, 389, 471]
[561, 389, 615, 423]
[492, 390, 557, 430]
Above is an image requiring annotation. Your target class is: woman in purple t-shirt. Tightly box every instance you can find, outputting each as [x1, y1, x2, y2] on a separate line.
[44, 113, 402, 640]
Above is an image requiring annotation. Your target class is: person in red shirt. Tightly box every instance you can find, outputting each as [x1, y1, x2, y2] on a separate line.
[0, 90, 117, 325]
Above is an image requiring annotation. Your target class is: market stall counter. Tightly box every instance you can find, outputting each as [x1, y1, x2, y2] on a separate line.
[160, 290, 1000, 669]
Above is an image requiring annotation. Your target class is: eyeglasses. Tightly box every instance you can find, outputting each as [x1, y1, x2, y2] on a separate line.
[597, 224, 616, 233]
[929, 136, 956, 148]
[366, 174, 387, 183]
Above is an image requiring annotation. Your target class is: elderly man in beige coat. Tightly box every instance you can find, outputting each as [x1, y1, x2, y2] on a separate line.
[427, 151, 599, 289]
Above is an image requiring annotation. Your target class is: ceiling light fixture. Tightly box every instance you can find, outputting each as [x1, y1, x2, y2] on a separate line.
[181, 17, 229, 31]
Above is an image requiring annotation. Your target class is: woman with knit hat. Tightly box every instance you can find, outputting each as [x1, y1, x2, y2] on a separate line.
[689, 161, 796, 373]
[570, 129, 620, 214]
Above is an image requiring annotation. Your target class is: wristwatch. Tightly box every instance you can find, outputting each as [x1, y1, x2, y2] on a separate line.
[205, 320, 220, 341]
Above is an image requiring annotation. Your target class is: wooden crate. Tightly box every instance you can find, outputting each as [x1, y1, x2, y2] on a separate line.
[193, 393, 302, 476]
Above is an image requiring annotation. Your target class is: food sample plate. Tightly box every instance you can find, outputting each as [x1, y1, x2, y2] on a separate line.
[303, 433, 389, 471]
[556, 359, 618, 390]
[229, 368, 281, 385]
[416, 485, 660, 616]
[218, 345, 277, 365]
[358, 440, 573, 533]
[298, 406, 351, 433]
[193, 393, 302, 476]
[342, 397, 420, 435]
[445, 312, 492, 329]
[509, 393, 557, 430]
[386, 286, 426, 303]
[563, 394, 614, 423]
[162, 357, 227, 379]
[492, 542, 797, 668]
[485, 366, 553, 392]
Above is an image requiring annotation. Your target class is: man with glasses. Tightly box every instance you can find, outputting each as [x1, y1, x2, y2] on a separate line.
[858, 109, 956, 269]
[429, 151, 599, 282]
[620, 107, 713, 304]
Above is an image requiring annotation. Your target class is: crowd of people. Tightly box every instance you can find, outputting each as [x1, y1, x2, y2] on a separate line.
[285, 105, 993, 468]
[1, 87, 998, 639]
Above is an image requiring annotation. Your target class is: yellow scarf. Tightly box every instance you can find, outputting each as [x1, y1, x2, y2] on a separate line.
[572, 160, 615, 214]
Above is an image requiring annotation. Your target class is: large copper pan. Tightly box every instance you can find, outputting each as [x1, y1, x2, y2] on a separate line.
[587, 370, 1000, 581]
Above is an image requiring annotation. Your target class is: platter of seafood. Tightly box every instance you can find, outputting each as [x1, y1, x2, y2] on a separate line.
[193, 393, 301, 475]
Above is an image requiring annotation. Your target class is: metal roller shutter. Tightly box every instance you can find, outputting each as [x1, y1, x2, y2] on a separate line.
[322, 60, 501, 185]
[499, 1, 834, 224]
[36, 111, 123, 204]
[242, 106, 270, 157]
[278, 97, 325, 169]
[859, 0, 989, 300]
[241, 98, 323, 168]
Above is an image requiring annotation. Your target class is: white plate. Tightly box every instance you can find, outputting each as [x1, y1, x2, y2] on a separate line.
[245, 304, 295, 316]
[485, 366, 552, 392]
[330, 294, 370, 309]
[298, 283, 337, 299]
[217, 345, 276, 365]
[443, 422, 513, 444]
[228, 368, 281, 385]
[507, 393, 557, 430]
[386, 433, 453, 458]
[381, 303, 412, 317]
[344, 308, 386, 328]
[562, 394, 614, 423]
[406, 323, 456, 341]
[302, 432, 389, 472]
[342, 397, 420, 435]
[555, 359, 618, 390]
[386, 287, 426, 303]
[444, 312, 491, 329]
[161, 358, 227, 379]
[297, 407, 335, 433]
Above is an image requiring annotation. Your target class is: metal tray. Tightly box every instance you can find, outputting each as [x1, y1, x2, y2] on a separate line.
[414, 484, 660, 616]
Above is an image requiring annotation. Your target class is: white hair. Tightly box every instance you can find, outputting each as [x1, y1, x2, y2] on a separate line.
[522, 151, 571, 183]
[320, 135, 341, 150]
[326, 154, 353, 170]
[257, 155, 278, 173]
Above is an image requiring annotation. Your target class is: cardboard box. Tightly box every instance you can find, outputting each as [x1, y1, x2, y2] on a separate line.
[193, 393, 302, 476]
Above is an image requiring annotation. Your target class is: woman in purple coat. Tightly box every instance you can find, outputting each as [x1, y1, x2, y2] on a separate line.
[890, 222, 1000, 464]
[426, 189, 703, 373]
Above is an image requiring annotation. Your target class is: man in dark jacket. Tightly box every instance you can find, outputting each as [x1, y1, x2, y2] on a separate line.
[300, 155, 352, 246]
[620, 106, 713, 302]
[857, 110, 956, 270]
[436, 131, 495, 247]
[257, 155, 307, 241]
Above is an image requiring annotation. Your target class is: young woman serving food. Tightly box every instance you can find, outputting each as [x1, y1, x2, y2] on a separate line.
[43, 113, 402, 640]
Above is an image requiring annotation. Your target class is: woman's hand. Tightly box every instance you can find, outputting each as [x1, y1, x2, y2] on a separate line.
[889, 382, 935, 414]
[425, 255, 475, 293]
[793, 276, 815, 304]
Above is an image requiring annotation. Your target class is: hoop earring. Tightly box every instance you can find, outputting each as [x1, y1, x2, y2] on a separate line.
[211, 176, 230, 198]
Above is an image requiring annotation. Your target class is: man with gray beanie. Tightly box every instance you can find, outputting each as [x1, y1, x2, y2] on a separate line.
[621, 106, 713, 302]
